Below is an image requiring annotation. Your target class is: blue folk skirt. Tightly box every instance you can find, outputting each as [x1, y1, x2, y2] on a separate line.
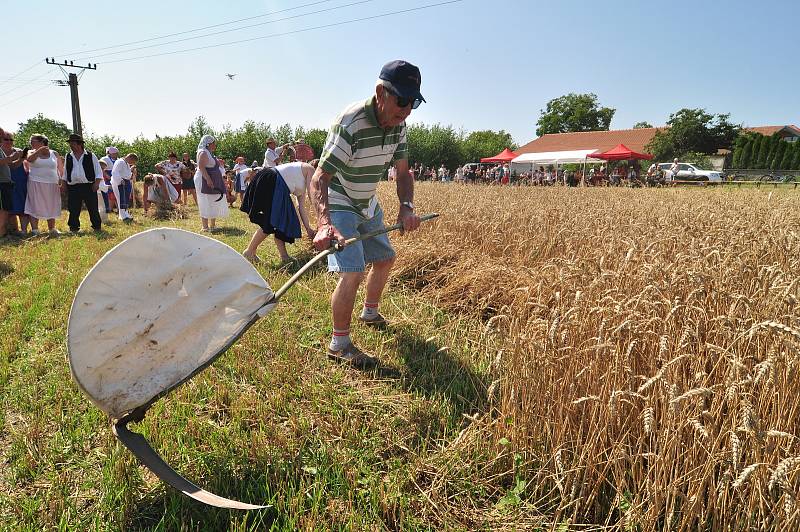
[240, 167, 301, 243]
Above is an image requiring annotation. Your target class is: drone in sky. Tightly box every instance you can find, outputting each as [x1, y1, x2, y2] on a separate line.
[226, 73, 237, 80]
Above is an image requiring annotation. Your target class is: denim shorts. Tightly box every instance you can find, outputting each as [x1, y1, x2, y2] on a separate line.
[328, 204, 396, 273]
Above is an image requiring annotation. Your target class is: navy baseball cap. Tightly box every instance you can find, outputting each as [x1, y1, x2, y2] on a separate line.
[379, 60, 425, 104]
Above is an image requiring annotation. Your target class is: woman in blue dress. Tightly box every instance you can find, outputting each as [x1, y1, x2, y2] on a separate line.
[1, 134, 29, 235]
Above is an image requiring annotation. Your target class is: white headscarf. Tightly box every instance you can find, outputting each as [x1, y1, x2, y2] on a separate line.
[197, 135, 216, 153]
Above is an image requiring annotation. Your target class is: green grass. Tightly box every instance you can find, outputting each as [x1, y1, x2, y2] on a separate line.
[0, 197, 520, 531]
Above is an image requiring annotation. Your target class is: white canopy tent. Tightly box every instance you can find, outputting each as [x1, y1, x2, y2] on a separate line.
[511, 149, 603, 184]
[511, 149, 601, 166]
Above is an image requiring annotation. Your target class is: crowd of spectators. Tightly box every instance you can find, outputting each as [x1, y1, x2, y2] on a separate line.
[396, 159, 675, 188]
[0, 125, 316, 239]
[0, 121, 686, 241]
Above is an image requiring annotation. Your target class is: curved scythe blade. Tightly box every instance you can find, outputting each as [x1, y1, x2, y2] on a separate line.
[112, 420, 268, 510]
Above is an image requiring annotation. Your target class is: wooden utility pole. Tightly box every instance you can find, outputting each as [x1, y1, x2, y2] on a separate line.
[46, 58, 97, 136]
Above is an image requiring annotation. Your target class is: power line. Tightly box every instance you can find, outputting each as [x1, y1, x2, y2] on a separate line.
[100, 0, 464, 65]
[0, 69, 58, 99]
[2, 0, 332, 88]
[60, 0, 338, 57]
[0, 84, 54, 110]
[0, 60, 47, 89]
[0, 78, 54, 84]
[74, 0, 374, 62]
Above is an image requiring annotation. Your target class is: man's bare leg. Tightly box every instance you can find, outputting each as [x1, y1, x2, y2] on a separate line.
[364, 257, 395, 304]
[332, 272, 364, 332]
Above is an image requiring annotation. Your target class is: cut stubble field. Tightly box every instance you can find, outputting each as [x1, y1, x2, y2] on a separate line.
[2, 183, 800, 530]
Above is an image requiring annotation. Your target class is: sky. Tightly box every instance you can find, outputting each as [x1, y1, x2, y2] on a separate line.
[2, 0, 798, 146]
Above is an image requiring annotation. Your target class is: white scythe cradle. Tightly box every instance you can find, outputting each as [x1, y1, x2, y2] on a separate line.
[68, 228, 274, 420]
[66, 215, 438, 508]
[68, 228, 275, 509]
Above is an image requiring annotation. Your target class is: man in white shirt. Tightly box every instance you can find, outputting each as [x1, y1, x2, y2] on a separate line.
[62, 134, 104, 232]
[111, 153, 138, 221]
[262, 137, 289, 168]
[668, 158, 680, 181]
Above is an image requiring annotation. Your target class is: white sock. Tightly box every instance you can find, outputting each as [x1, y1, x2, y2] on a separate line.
[361, 302, 379, 320]
[329, 329, 351, 351]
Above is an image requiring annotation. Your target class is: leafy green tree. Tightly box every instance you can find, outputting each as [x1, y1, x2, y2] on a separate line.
[407, 123, 462, 169]
[460, 129, 517, 163]
[753, 135, 769, 168]
[633, 121, 653, 129]
[646, 108, 740, 162]
[13, 113, 515, 175]
[187, 116, 214, 139]
[299, 128, 328, 161]
[790, 142, 800, 170]
[792, 141, 800, 170]
[731, 133, 757, 169]
[535, 93, 615, 136]
[767, 140, 786, 170]
[770, 139, 788, 170]
[764, 134, 781, 169]
[679, 151, 713, 168]
[15, 114, 72, 156]
[738, 137, 753, 169]
[778, 142, 795, 170]
[731, 136, 744, 168]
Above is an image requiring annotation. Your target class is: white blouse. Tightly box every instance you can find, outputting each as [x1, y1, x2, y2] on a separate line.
[28, 150, 60, 184]
[275, 162, 306, 197]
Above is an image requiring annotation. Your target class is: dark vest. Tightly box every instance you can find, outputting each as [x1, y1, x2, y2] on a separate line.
[66, 150, 96, 183]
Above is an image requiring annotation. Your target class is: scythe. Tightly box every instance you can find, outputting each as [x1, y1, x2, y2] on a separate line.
[67, 214, 438, 509]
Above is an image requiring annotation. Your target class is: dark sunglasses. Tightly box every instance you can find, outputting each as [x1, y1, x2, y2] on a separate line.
[385, 86, 422, 110]
[1, 137, 12, 141]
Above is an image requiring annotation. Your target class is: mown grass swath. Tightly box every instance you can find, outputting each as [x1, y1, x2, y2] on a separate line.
[2, 183, 800, 529]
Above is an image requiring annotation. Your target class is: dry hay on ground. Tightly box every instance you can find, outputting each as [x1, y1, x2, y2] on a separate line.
[380, 183, 800, 529]
[145, 201, 188, 221]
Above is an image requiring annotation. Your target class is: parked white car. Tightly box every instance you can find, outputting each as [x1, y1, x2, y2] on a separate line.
[658, 163, 722, 182]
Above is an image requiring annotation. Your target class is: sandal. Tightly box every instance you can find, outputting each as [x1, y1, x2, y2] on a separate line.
[242, 252, 261, 264]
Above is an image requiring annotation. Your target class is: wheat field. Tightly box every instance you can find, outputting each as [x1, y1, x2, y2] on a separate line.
[387, 183, 800, 530]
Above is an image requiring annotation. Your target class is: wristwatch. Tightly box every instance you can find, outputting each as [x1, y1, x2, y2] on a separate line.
[400, 201, 415, 211]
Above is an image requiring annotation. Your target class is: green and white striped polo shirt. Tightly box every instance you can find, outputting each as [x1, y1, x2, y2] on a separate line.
[319, 97, 408, 218]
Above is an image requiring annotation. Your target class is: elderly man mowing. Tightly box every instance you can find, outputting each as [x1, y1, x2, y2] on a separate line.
[311, 60, 424, 370]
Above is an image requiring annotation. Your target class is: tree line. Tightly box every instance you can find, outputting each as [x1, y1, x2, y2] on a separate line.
[535, 93, 799, 170]
[12, 114, 517, 174]
[730, 132, 800, 170]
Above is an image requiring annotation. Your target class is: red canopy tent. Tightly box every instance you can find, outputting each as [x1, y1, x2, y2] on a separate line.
[590, 143, 653, 161]
[480, 148, 518, 163]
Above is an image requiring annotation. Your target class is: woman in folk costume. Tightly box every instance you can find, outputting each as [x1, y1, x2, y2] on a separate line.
[25, 134, 63, 235]
[193, 135, 228, 232]
[240, 160, 317, 264]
